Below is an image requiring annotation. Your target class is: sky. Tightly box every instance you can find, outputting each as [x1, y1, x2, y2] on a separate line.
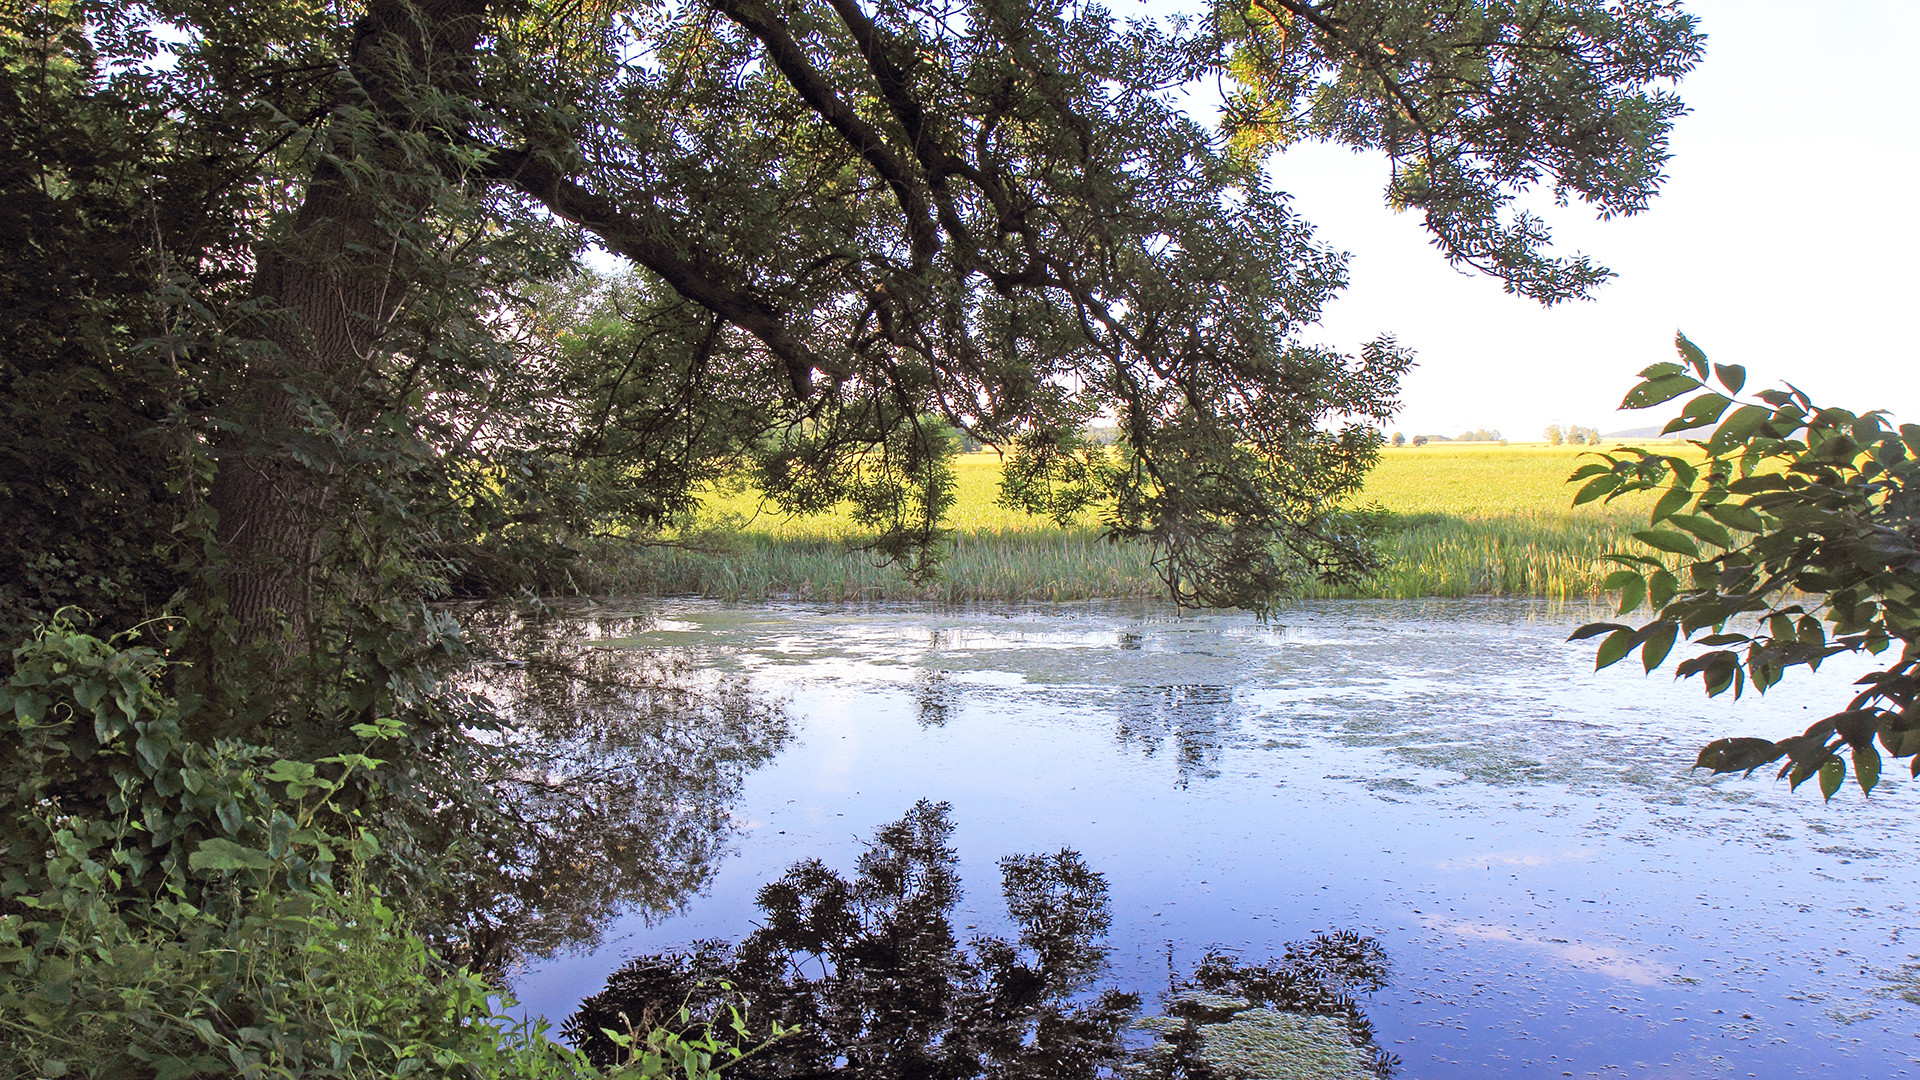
[1250, 0, 1920, 440]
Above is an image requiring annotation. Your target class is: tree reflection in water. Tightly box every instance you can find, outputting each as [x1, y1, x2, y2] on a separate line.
[442, 605, 790, 972]
[1112, 684, 1235, 788]
[568, 802, 1394, 1079]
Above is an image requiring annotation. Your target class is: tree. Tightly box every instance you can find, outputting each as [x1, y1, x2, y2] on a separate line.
[2, 0, 1704, 650]
[2, 0, 1707, 1018]
[1571, 334, 1918, 800]
[1391, 432, 1406, 447]
[1545, 424, 1565, 445]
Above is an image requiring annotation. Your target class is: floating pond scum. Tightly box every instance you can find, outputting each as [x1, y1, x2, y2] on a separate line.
[497, 598, 1920, 1078]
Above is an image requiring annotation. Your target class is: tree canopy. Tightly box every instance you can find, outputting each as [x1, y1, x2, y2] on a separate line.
[2, 2, 1709, 1069]
[2, 0, 1703, 648]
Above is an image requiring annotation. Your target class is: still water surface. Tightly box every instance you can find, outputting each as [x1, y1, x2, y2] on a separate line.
[509, 598, 1920, 1077]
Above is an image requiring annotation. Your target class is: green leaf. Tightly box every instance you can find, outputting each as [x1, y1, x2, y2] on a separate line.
[1596, 628, 1640, 670]
[1622, 374, 1702, 411]
[1676, 332, 1710, 379]
[1818, 757, 1845, 802]
[1602, 553, 1665, 568]
[1694, 737, 1784, 775]
[1650, 484, 1691, 523]
[1702, 501, 1765, 533]
[1726, 473, 1789, 494]
[1787, 758, 1818, 791]
[1648, 569, 1680, 609]
[1713, 363, 1746, 395]
[1662, 392, 1732, 434]
[154, 1057, 219, 1080]
[1665, 513, 1732, 549]
[1617, 574, 1647, 616]
[1632, 529, 1700, 557]
[266, 760, 316, 784]
[1709, 405, 1772, 454]
[1641, 621, 1678, 671]
[1701, 652, 1738, 697]
[1854, 744, 1882, 795]
[1572, 474, 1619, 505]
[1666, 456, 1699, 488]
[1600, 569, 1640, 590]
[1878, 723, 1920, 758]
[188, 838, 272, 872]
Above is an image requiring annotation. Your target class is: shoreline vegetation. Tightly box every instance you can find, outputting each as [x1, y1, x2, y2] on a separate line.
[573, 444, 1669, 603]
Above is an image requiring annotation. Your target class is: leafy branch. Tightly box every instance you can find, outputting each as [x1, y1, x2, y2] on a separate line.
[1569, 333, 1920, 800]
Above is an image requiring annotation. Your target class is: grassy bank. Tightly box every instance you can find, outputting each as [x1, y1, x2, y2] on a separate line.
[579, 443, 1670, 603]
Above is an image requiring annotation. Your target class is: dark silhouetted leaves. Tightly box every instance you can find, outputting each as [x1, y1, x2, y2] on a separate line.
[1694, 738, 1786, 775]
[1573, 334, 1918, 802]
[568, 804, 1395, 1079]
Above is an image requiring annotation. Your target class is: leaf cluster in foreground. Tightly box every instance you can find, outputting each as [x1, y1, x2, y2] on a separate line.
[1571, 333, 1919, 800]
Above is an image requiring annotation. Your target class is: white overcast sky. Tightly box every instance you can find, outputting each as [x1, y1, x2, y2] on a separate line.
[1243, 0, 1920, 439]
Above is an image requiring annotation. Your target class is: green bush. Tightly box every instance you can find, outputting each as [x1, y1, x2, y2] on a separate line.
[0, 618, 756, 1079]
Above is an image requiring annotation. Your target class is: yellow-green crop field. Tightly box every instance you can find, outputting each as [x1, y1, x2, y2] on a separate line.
[585, 442, 1685, 603]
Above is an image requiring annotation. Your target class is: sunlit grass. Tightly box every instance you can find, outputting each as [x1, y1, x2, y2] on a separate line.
[584, 443, 1685, 603]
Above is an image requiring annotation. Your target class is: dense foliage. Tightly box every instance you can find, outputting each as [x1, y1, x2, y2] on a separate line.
[3, 0, 1703, 1071]
[0, 620, 774, 1080]
[1572, 335, 1919, 799]
[0, 0, 1704, 642]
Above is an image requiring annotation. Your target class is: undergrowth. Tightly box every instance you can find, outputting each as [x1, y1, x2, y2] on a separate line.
[0, 619, 769, 1080]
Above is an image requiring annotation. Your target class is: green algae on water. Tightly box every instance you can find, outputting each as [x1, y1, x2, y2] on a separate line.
[1197, 1008, 1375, 1080]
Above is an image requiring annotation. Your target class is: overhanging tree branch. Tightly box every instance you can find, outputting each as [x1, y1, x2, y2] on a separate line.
[483, 146, 827, 400]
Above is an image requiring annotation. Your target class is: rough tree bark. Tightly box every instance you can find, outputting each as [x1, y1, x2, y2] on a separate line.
[209, 0, 490, 646]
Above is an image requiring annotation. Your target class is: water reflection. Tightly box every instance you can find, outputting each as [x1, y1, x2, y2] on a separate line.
[1112, 685, 1235, 787]
[915, 670, 954, 728]
[508, 600, 1920, 1077]
[566, 803, 1391, 1079]
[446, 605, 790, 970]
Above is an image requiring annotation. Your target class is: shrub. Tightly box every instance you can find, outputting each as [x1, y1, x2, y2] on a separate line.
[0, 618, 746, 1079]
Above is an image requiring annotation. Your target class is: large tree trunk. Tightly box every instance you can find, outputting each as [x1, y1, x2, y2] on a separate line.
[209, 0, 487, 649]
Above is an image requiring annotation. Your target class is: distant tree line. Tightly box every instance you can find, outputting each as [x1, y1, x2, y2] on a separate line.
[1390, 424, 1607, 447]
[1546, 424, 1602, 445]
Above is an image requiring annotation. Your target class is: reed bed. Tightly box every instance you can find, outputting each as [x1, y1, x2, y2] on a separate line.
[583, 442, 1682, 603]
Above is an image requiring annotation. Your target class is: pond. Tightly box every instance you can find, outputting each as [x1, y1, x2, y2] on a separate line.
[500, 598, 1920, 1077]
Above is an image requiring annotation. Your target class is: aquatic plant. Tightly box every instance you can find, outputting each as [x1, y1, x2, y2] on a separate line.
[1148, 937, 1399, 1079]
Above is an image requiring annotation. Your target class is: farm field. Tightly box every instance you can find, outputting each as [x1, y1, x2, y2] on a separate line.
[586, 442, 1686, 603]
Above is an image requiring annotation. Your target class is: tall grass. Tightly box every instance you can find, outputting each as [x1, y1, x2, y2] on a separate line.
[580, 443, 1679, 603]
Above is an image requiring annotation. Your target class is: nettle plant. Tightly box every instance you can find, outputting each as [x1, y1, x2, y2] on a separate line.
[1571, 334, 1919, 800]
